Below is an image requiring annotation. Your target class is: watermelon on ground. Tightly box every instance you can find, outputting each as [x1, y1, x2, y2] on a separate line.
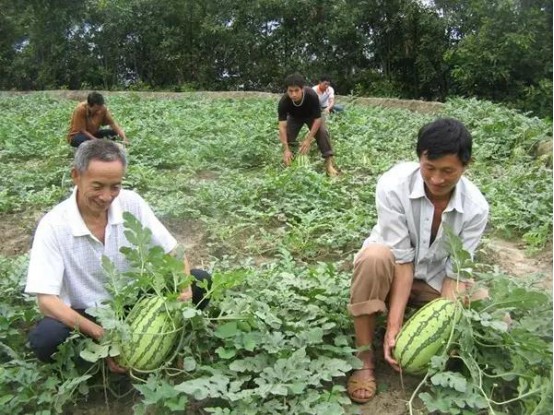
[117, 296, 184, 371]
[393, 297, 460, 375]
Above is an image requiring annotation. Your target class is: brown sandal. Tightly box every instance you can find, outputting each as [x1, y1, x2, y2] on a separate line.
[347, 368, 376, 404]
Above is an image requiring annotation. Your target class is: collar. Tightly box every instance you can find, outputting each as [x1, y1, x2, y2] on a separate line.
[68, 187, 124, 236]
[409, 169, 464, 213]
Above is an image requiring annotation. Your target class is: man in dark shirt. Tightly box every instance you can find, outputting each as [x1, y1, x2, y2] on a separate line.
[277, 73, 338, 176]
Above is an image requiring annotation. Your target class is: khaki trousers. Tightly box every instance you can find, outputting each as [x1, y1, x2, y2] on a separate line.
[348, 244, 440, 317]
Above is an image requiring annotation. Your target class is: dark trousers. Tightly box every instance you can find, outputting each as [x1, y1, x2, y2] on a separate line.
[28, 269, 212, 362]
[322, 104, 344, 113]
[286, 116, 334, 158]
[70, 128, 118, 148]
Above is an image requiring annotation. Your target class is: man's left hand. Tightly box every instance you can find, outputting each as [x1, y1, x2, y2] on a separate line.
[178, 285, 193, 302]
[299, 135, 314, 154]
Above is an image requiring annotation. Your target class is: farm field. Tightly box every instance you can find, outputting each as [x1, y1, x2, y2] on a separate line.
[0, 91, 552, 414]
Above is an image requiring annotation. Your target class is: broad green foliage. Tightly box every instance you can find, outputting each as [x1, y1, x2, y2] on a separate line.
[0, 0, 551, 116]
[414, 246, 553, 415]
[0, 93, 552, 414]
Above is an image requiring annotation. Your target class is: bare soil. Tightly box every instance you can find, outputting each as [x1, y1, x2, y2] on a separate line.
[0, 211, 44, 256]
[164, 217, 211, 268]
[483, 238, 553, 290]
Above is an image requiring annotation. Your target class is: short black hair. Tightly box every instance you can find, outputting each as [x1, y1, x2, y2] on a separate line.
[284, 73, 305, 88]
[87, 91, 105, 106]
[319, 75, 331, 82]
[416, 118, 472, 166]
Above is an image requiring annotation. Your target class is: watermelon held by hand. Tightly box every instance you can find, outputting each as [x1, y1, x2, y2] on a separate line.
[117, 296, 184, 371]
[393, 298, 460, 375]
[294, 154, 310, 167]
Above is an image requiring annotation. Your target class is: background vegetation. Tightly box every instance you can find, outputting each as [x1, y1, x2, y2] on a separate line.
[0, 93, 552, 414]
[0, 0, 552, 117]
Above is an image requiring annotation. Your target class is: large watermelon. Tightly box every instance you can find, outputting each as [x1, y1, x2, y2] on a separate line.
[117, 296, 184, 371]
[393, 298, 459, 375]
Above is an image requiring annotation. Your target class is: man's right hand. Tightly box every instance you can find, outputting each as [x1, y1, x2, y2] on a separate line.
[383, 326, 401, 371]
[107, 356, 128, 373]
[283, 149, 293, 166]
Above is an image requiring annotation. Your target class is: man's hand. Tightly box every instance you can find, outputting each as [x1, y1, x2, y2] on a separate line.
[299, 134, 314, 154]
[178, 285, 193, 302]
[383, 327, 401, 371]
[283, 149, 293, 166]
[106, 356, 128, 374]
[441, 278, 489, 305]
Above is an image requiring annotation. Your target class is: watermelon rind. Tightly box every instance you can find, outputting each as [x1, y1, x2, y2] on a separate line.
[393, 298, 459, 375]
[117, 296, 184, 371]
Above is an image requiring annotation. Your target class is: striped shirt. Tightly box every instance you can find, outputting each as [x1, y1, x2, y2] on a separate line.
[25, 188, 177, 309]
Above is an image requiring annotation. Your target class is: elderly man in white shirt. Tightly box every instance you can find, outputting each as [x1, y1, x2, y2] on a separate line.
[25, 140, 211, 370]
[346, 118, 489, 404]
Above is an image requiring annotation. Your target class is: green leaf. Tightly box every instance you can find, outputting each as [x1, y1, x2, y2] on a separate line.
[182, 307, 201, 319]
[174, 375, 230, 400]
[431, 371, 468, 393]
[215, 347, 236, 359]
[215, 321, 239, 339]
[0, 395, 14, 405]
[182, 356, 197, 372]
[79, 341, 110, 362]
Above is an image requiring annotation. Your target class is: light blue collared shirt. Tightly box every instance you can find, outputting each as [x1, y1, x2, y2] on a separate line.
[360, 162, 489, 291]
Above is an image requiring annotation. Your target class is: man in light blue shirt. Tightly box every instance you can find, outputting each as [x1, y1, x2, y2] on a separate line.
[347, 118, 489, 403]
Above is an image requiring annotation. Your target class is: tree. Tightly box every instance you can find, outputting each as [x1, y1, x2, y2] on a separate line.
[438, 0, 553, 116]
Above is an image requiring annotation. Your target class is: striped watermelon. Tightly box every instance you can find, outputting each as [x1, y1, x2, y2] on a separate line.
[117, 296, 183, 371]
[294, 154, 310, 167]
[393, 298, 459, 375]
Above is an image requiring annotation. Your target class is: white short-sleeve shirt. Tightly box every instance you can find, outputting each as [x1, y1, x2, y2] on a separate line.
[360, 162, 489, 291]
[312, 85, 335, 108]
[25, 188, 177, 309]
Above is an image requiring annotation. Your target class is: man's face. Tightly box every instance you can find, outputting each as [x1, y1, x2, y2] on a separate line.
[286, 86, 304, 103]
[319, 81, 330, 92]
[419, 153, 465, 200]
[71, 160, 124, 216]
[88, 103, 104, 115]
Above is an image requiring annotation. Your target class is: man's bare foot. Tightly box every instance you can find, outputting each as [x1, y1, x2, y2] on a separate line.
[325, 157, 339, 176]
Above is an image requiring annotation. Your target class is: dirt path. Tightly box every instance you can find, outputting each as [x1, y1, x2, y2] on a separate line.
[484, 238, 553, 290]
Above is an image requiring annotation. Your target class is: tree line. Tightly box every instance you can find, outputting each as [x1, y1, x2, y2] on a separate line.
[1, 0, 551, 117]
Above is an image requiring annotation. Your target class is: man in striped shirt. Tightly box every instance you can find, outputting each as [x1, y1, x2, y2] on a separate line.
[25, 140, 209, 371]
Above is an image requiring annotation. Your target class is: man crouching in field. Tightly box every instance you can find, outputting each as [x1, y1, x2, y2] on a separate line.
[277, 73, 339, 176]
[67, 91, 129, 148]
[24, 140, 210, 371]
[347, 118, 489, 403]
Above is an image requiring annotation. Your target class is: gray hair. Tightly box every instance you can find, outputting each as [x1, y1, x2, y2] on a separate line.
[73, 140, 127, 173]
